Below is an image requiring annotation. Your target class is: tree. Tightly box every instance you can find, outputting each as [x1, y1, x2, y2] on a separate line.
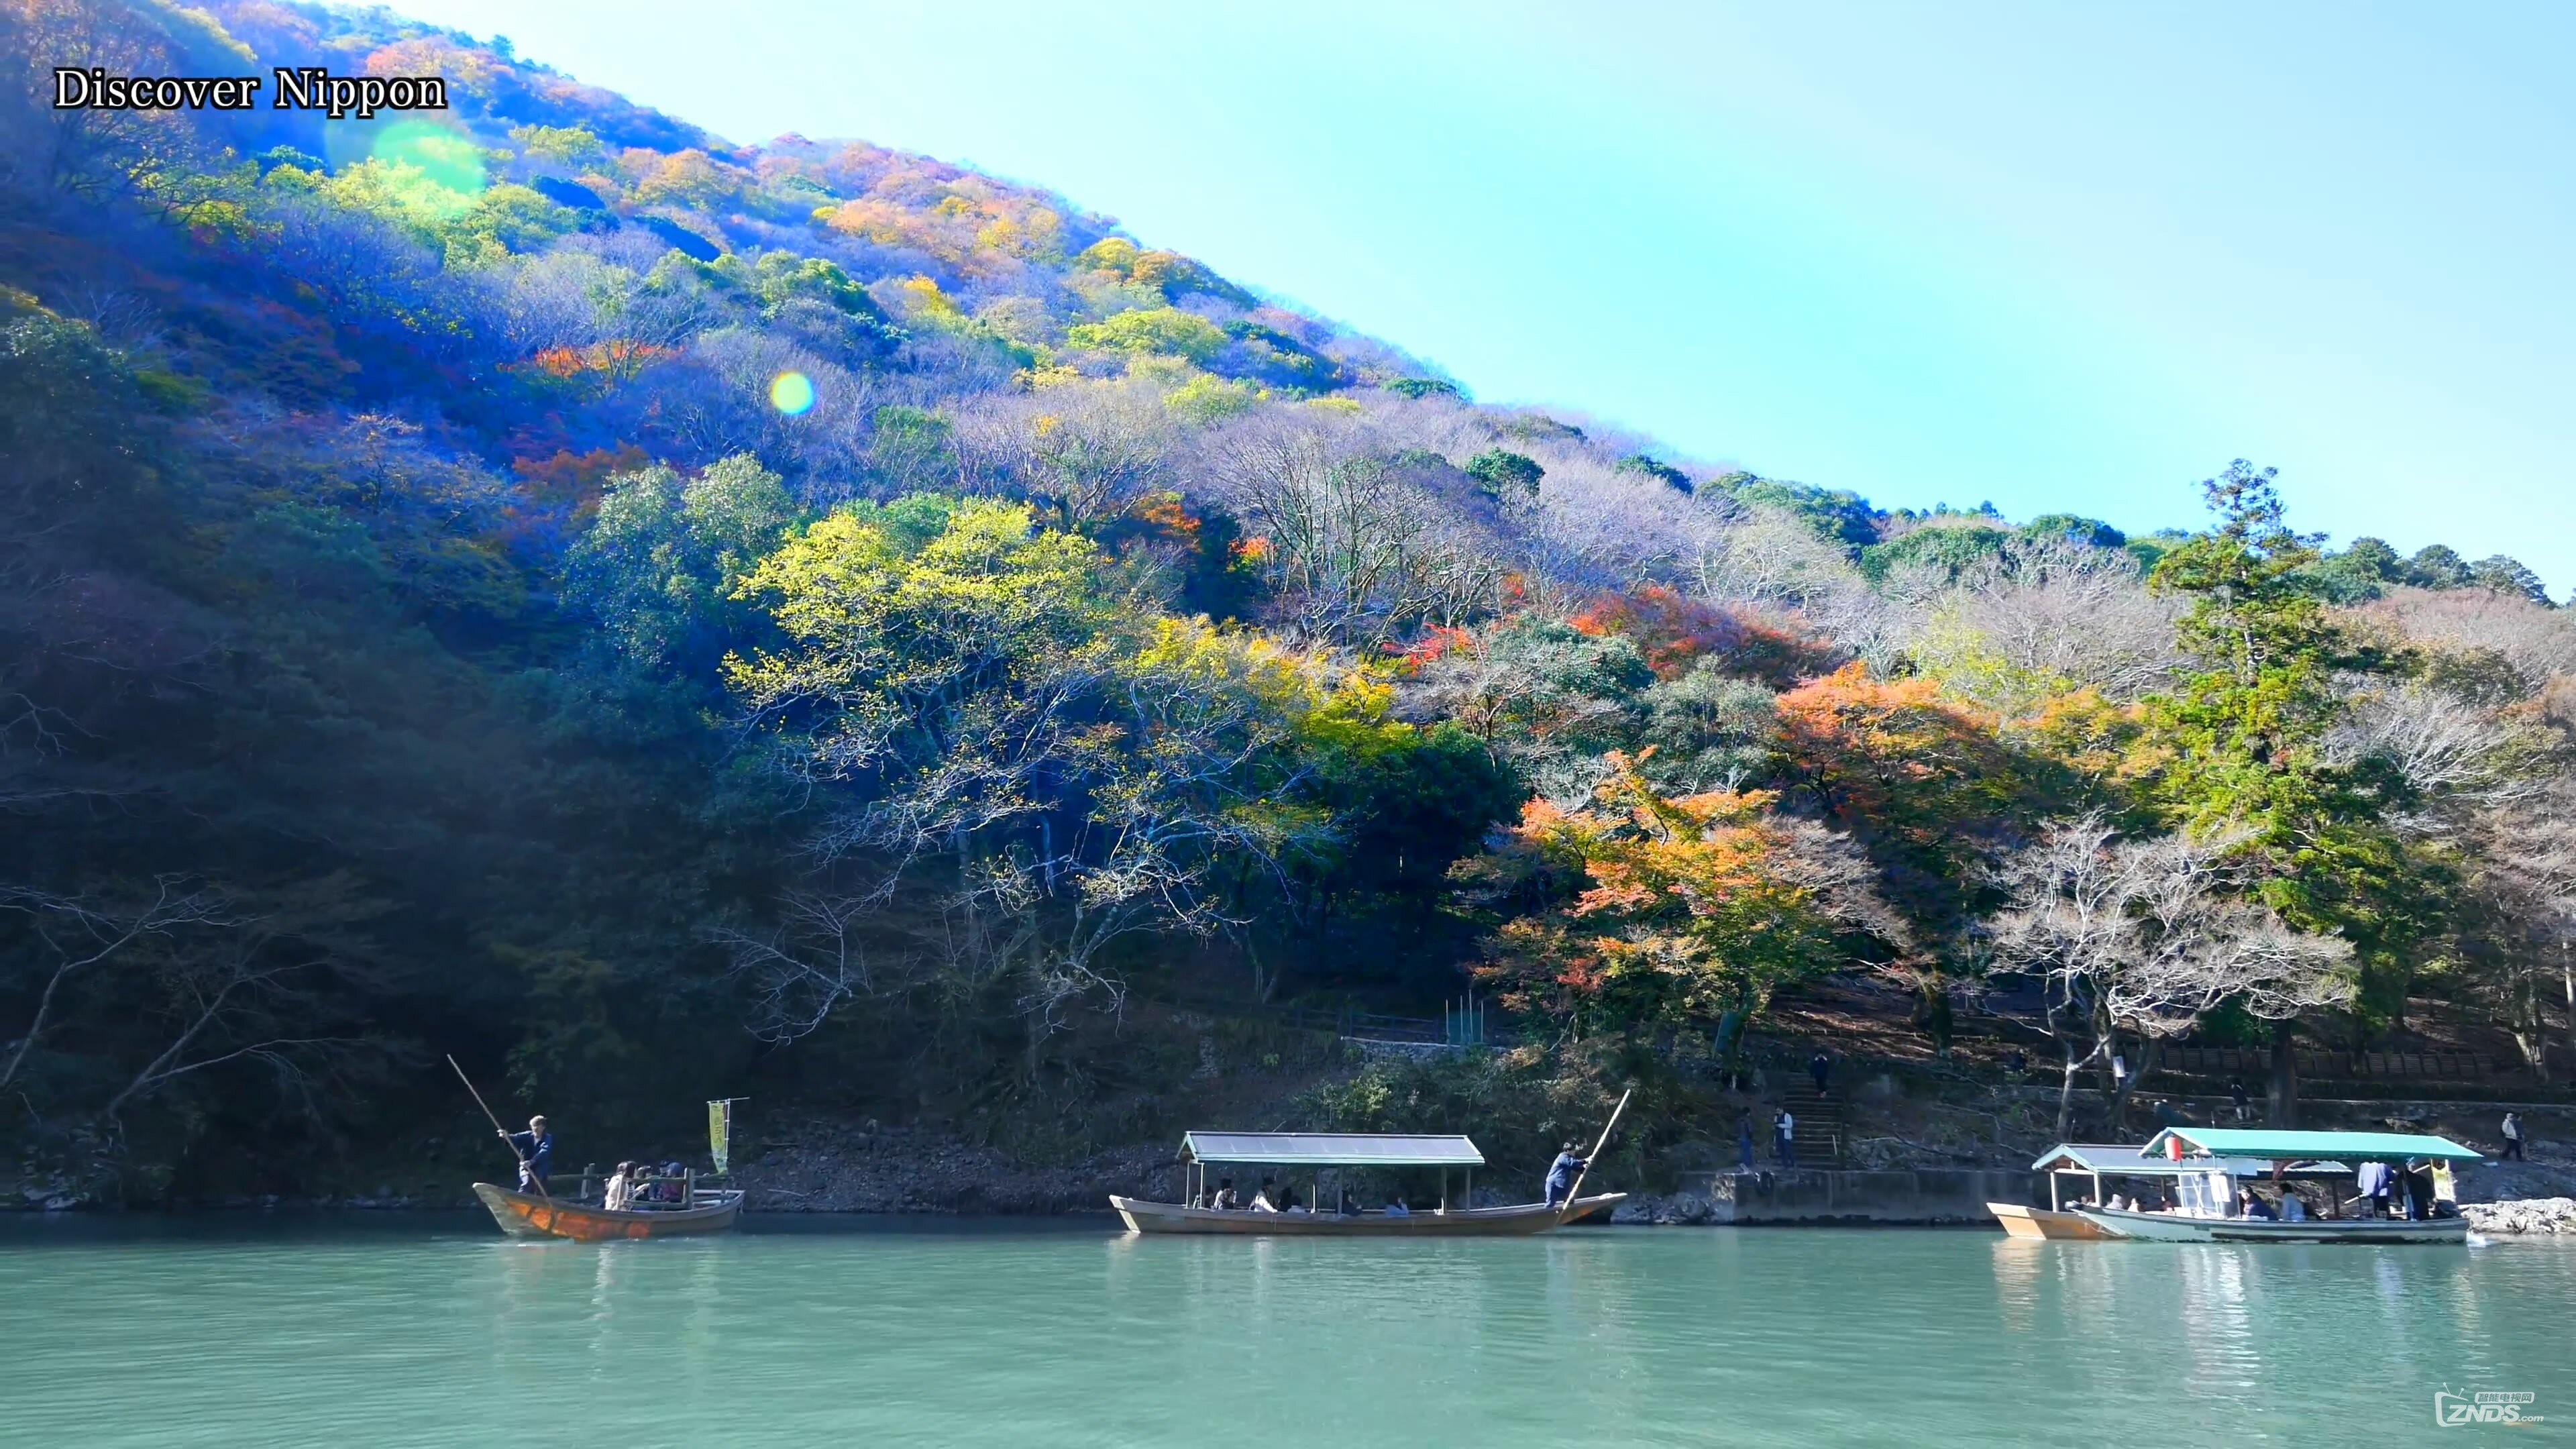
[2143, 462, 2445, 1030]
[564, 453, 804, 676]
[724, 500, 1339, 1049]
[1460, 754, 1897, 1063]
[1988, 815, 2354, 1138]
[1464, 448, 1544, 500]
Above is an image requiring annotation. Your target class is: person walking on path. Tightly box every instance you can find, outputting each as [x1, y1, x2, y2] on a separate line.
[1774, 1108, 1796, 1169]
[1544, 1140, 1590, 1208]
[1736, 1115, 1755, 1171]
[500, 1115, 553, 1194]
[2502, 1112, 2526, 1161]
[1808, 1052, 1831, 1096]
[2228, 1079, 2249, 1123]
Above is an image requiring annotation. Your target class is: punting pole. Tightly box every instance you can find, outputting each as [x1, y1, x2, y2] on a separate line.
[1558, 1087, 1633, 1216]
[448, 1053, 549, 1199]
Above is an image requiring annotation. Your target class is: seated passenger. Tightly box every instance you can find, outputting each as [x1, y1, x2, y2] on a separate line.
[603, 1161, 636, 1212]
[1211, 1177, 1238, 1210]
[1384, 1197, 1409, 1218]
[1252, 1178, 1282, 1213]
[1338, 1193, 1360, 1216]
[2239, 1189, 2276, 1220]
[2281, 1193, 2307, 1221]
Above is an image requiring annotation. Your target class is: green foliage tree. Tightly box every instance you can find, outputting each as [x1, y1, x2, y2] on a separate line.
[566, 454, 804, 674]
[1464, 448, 1544, 500]
[2143, 462, 2445, 1025]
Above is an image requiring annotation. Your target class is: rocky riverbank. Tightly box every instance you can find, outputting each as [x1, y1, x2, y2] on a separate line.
[2461, 1197, 2576, 1235]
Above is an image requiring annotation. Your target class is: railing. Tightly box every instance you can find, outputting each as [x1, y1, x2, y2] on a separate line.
[2156, 1045, 2502, 1083]
[1167, 991, 1517, 1048]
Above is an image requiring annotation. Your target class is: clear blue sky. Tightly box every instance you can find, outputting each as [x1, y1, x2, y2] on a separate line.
[396, 1, 2576, 595]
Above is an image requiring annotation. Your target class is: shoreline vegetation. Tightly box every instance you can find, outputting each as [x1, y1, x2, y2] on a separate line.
[7, 2, 2576, 1216]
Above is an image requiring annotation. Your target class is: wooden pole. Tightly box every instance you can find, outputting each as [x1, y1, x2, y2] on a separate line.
[447, 1053, 549, 1199]
[1558, 1087, 1633, 1218]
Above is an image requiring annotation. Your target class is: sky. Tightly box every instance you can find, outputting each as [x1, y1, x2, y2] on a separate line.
[396, 1, 2576, 594]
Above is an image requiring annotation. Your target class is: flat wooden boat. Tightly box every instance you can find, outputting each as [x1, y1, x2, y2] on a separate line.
[1109, 1193, 1625, 1236]
[2073, 1205, 2468, 1244]
[1988, 1202, 2121, 1240]
[472, 1182, 744, 1241]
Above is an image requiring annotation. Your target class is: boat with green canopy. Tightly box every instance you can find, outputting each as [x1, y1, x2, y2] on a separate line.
[2063, 1128, 2483, 1244]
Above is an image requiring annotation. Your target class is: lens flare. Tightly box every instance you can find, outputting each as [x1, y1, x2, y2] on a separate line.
[369, 120, 486, 198]
[769, 371, 816, 415]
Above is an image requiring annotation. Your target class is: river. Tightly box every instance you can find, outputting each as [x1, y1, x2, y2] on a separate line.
[3, 1215, 2569, 1445]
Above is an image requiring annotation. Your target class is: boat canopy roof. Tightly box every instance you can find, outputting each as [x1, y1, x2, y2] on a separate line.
[1179, 1132, 1485, 1167]
[2033, 1143, 2273, 1177]
[2141, 1127, 2483, 1163]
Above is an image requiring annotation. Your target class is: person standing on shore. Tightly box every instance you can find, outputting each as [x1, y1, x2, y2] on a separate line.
[1736, 1115, 1755, 1171]
[2502, 1112, 2525, 1161]
[500, 1115, 553, 1194]
[1774, 1108, 1796, 1168]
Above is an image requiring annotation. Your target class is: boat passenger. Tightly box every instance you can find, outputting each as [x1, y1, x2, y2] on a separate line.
[1385, 1197, 1409, 1217]
[1545, 1140, 1589, 1208]
[501, 1115, 554, 1194]
[1212, 1177, 1238, 1210]
[604, 1161, 637, 1212]
[2238, 1189, 2275, 1220]
[1252, 1178, 1282, 1212]
[2281, 1192, 2307, 1222]
[1338, 1193, 1360, 1216]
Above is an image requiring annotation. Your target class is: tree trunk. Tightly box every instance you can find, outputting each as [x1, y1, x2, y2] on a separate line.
[2055, 1041, 2082, 1142]
[2562, 949, 2573, 1086]
[2268, 1025, 2299, 1128]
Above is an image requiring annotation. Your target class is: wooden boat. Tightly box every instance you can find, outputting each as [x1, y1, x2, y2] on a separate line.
[1987, 1202, 2121, 1240]
[1110, 1193, 1626, 1236]
[472, 1181, 744, 1241]
[1116, 1128, 1627, 1236]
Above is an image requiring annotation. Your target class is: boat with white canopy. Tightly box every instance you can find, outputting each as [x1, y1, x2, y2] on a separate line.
[1110, 1130, 1625, 1235]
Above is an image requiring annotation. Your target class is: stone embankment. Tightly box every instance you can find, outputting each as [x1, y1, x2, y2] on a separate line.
[735, 1124, 1174, 1214]
[2461, 1197, 2576, 1235]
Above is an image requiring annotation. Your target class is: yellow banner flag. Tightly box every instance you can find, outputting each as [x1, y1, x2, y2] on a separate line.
[708, 1098, 737, 1175]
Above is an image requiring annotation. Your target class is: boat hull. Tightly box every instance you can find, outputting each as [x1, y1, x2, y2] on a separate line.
[472, 1183, 743, 1241]
[1988, 1203, 2121, 1240]
[2074, 1206, 2468, 1244]
[1109, 1193, 1625, 1236]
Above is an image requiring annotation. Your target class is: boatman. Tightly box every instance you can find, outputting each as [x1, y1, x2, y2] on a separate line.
[1544, 1140, 1589, 1209]
[500, 1114, 554, 1193]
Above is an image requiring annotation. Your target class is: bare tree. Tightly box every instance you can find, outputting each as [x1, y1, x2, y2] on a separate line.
[2460, 792, 2576, 1073]
[1988, 816, 2354, 1138]
[1917, 536, 2186, 712]
[1205, 419, 1454, 646]
[0, 878, 231, 1095]
[951, 382, 1173, 530]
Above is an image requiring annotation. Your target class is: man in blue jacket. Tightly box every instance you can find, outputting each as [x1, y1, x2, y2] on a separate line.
[1544, 1140, 1589, 1208]
[500, 1115, 553, 1194]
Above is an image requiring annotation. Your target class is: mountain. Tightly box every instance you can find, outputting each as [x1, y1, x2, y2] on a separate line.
[2, 1, 2569, 1201]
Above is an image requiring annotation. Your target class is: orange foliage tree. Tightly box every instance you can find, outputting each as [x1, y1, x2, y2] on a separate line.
[1568, 585, 1836, 686]
[1459, 753, 1896, 1044]
[1771, 662, 2064, 1038]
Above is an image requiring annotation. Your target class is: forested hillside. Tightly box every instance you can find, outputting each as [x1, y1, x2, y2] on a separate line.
[4, 1, 2572, 1200]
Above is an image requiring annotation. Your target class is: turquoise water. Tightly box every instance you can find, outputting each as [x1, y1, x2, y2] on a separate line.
[2, 1215, 2570, 1446]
